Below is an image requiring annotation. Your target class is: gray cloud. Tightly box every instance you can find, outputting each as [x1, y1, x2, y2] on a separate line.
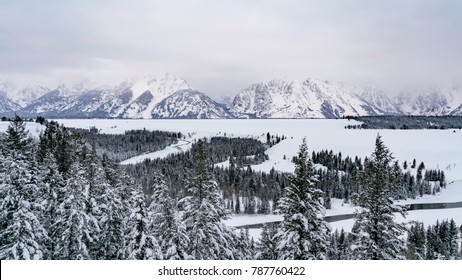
[0, 0, 461, 97]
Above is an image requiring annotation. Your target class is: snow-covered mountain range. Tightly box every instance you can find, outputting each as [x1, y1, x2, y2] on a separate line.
[229, 78, 462, 118]
[1, 75, 461, 118]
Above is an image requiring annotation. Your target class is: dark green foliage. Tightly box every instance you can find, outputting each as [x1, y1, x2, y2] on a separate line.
[425, 219, 460, 260]
[124, 136, 280, 215]
[149, 173, 189, 260]
[352, 134, 407, 260]
[257, 223, 278, 260]
[406, 221, 426, 259]
[69, 128, 180, 162]
[346, 115, 462, 130]
[179, 139, 237, 259]
[0, 116, 48, 260]
[275, 138, 330, 260]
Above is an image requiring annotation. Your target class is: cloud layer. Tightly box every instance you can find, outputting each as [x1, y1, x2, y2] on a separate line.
[1, 0, 461, 97]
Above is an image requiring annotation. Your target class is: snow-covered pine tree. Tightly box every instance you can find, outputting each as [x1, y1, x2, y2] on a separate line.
[149, 173, 189, 260]
[275, 138, 330, 260]
[95, 184, 125, 260]
[124, 188, 162, 260]
[336, 228, 353, 260]
[0, 116, 48, 260]
[179, 139, 236, 260]
[235, 228, 254, 260]
[83, 145, 116, 259]
[51, 162, 100, 260]
[39, 151, 65, 258]
[405, 221, 426, 260]
[352, 134, 407, 260]
[256, 223, 278, 260]
[101, 154, 135, 259]
[448, 219, 459, 258]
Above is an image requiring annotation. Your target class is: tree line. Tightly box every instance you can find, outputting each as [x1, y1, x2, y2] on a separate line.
[344, 115, 462, 130]
[0, 117, 245, 259]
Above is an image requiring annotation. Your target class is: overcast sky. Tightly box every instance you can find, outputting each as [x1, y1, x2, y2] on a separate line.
[0, 0, 461, 97]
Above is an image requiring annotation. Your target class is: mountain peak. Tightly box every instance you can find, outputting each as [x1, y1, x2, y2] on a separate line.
[151, 88, 232, 119]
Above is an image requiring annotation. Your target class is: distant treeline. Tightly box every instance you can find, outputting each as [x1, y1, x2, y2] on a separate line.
[69, 127, 181, 162]
[1, 116, 45, 123]
[344, 115, 462, 130]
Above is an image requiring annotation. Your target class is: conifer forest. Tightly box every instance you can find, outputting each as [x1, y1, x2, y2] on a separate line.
[0, 116, 461, 260]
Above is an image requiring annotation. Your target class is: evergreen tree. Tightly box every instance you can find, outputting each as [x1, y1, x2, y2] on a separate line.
[179, 139, 236, 259]
[149, 173, 189, 260]
[0, 116, 48, 260]
[39, 152, 65, 258]
[96, 185, 125, 260]
[336, 229, 353, 260]
[275, 138, 330, 260]
[256, 223, 278, 260]
[352, 134, 407, 260]
[406, 221, 426, 260]
[235, 228, 254, 260]
[124, 188, 162, 260]
[448, 219, 459, 257]
[51, 163, 99, 260]
[2, 115, 33, 156]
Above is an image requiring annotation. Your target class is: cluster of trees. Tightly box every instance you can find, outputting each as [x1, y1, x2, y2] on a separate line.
[345, 115, 462, 130]
[257, 136, 461, 260]
[1, 116, 46, 124]
[200, 137, 268, 166]
[311, 149, 446, 207]
[126, 135, 445, 218]
[265, 132, 287, 147]
[69, 128, 181, 162]
[0, 117, 252, 259]
[406, 219, 461, 260]
[124, 137, 278, 212]
[324, 219, 462, 260]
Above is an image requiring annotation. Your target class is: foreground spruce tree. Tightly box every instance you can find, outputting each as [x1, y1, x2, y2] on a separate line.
[0, 116, 48, 259]
[124, 188, 162, 260]
[352, 134, 407, 259]
[51, 162, 100, 260]
[149, 173, 189, 260]
[179, 139, 236, 259]
[275, 138, 330, 260]
[256, 223, 278, 260]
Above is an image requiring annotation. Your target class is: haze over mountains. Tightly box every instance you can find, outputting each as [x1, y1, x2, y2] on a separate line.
[1, 74, 461, 119]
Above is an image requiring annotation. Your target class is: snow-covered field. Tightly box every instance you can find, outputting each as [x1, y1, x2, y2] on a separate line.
[6, 118, 460, 239]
